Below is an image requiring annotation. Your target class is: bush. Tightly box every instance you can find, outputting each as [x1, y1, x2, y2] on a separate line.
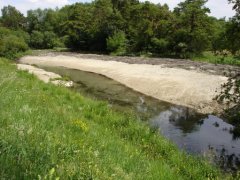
[107, 31, 127, 56]
[0, 27, 11, 38]
[175, 42, 189, 58]
[0, 35, 28, 59]
[150, 38, 169, 55]
[0, 27, 29, 59]
[13, 30, 30, 44]
[43, 31, 58, 49]
[29, 31, 44, 49]
[30, 30, 63, 49]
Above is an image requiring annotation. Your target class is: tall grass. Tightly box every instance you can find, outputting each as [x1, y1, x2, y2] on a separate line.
[192, 51, 240, 66]
[0, 58, 232, 179]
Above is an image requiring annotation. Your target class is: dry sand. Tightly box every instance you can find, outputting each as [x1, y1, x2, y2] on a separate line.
[19, 55, 228, 114]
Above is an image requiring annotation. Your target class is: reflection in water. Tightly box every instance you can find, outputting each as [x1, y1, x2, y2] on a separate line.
[231, 126, 240, 140]
[150, 107, 240, 171]
[152, 106, 206, 133]
[40, 66, 240, 172]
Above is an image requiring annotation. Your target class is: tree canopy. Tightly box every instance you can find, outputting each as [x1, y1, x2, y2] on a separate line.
[0, 0, 239, 58]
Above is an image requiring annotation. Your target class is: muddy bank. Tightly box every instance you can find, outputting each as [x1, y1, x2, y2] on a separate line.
[19, 54, 228, 114]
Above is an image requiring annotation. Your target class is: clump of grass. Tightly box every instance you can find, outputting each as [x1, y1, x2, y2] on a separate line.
[0, 58, 233, 179]
[50, 75, 71, 82]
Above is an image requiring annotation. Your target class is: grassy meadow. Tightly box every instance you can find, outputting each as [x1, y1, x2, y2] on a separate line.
[0, 58, 234, 179]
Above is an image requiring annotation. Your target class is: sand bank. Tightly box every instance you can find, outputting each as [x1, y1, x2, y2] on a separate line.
[19, 55, 228, 113]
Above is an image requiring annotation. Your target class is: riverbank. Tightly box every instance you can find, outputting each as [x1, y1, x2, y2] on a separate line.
[17, 64, 74, 87]
[19, 52, 229, 114]
[0, 58, 228, 179]
[30, 51, 240, 76]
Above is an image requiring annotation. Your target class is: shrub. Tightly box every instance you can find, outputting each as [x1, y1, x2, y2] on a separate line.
[43, 31, 58, 49]
[150, 38, 169, 55]
[0, 27, 11, 38]
[176, 42, 189, 58]
[107, 31, 127, 56]
[13, 30, 30, 44]
[29, 31, 44, 49]
[30, 30, 63, 49]
[0, 27, 29, 59]
[0, 34, 28, 59]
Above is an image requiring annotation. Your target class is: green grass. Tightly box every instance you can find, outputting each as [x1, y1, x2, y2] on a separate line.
[0, 58, 233, 179]
[192, 51, 240, 66]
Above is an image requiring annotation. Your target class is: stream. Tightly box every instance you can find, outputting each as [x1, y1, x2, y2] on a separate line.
[41, 66, 240, 172]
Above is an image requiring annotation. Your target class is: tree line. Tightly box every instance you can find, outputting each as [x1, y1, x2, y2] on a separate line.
[0, 0, 240, 59]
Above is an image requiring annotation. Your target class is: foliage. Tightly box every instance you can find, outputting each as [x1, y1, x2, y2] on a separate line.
[225, 18, 240, 55]
[29, 31, 44, 49]
[229, 0, 240, 15]
[216, 73, 240, 139]
[150, 38, 169, 55]
[172, 0, 214, 57]
[26, 8, 58, 33]
[0, 5, 25, 30]
[226, 1, 240, 55]
[0, 58, 227, 179]
[107, 31, 127, 55]
[1, 0, 240, 58]
[29, 30, 62, 49]
[0, 0, 239, 60]
[193, 51, 240, 66]
[52, 0, 218, 57]
[26, 9, 64, 49]
[0, 27, 29, 59]
[61, 3, 94, 50]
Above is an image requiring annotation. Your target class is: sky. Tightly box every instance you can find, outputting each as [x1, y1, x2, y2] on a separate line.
[0, 0, 236, 19]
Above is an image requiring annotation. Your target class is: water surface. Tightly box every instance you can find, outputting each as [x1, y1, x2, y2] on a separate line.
[41, 66, 240, 172]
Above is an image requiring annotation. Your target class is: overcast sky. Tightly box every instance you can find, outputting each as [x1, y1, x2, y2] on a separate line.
[0, 0, 236, 19]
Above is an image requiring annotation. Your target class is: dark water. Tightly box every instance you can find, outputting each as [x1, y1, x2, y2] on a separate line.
[41, 66, 240, 172]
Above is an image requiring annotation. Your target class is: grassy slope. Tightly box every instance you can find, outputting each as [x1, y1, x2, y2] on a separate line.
[0, 58, 229, 179]
[193, 51, 240, 66]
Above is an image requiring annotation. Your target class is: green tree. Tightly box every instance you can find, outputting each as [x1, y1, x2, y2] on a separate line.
[62, 0, 117, 51]
[27, 9, 63, 49]
[29, 31, 44, 49]
[27, 8, 59, 32]
[126, 2, 173, 54]
[211, 18, 228, 52]
[61, 3, 93, 50]
[225, 18, 240, 55]
[1, 5, 25, 30]
[172, 0, 213, 57]
[225, 1, 240, 55]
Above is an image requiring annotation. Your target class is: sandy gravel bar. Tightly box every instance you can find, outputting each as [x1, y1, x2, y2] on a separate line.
[19, 54, 228, 114]
[17, 64, 73, 87]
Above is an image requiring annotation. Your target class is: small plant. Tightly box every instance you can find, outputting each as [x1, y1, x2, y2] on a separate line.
[107, 31, 128, 56]
[214, 49, 231, 64]
[51, 75, 70, 82]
